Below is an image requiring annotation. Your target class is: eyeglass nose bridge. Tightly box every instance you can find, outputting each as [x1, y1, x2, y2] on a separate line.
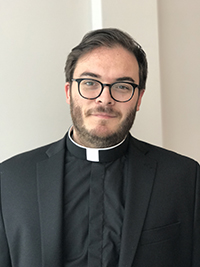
[97, 82, 114, 99]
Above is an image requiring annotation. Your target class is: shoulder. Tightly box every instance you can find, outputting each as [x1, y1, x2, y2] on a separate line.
[0, 135, 66, 171]
[129, 135, 199, 170]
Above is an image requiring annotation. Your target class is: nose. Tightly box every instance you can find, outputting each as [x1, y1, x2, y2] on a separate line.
[95, 85, 115, 105]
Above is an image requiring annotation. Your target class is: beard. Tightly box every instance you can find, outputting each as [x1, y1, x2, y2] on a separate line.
[70, 98, 138, 148]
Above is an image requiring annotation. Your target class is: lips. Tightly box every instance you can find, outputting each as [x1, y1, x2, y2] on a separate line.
[86, 107, 120, 118]
[92, 113, 116, 119]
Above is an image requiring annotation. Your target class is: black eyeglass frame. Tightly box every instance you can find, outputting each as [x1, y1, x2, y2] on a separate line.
[71, 78, 139, 103]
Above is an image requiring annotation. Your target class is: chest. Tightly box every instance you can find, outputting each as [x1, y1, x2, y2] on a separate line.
[63, 155, 127, 266]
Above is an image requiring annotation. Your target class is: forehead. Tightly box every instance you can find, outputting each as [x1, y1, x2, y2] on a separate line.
[73, 46, 139, 82]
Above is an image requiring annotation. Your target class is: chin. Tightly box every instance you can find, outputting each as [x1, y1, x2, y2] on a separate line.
[90, 125, 117, 136]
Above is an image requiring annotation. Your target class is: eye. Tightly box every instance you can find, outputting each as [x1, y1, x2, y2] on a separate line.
[81, 79, 100, 89]
[85, 81, 95, 86]
[119, 85, 129, 90]
[113, 83, 132, 91]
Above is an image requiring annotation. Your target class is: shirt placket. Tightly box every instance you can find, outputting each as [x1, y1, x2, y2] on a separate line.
[88, 162, 105, 267]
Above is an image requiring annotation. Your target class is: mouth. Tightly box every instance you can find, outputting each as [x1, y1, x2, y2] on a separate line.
[91, 112, 117, 119]
[86, 107, 120, 120]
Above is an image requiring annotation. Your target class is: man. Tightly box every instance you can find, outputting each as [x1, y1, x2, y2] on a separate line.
[0, 28, 199, 267]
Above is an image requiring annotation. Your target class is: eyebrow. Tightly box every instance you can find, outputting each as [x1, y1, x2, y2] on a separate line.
[79, 72, 136, 83]
[116, 77, 136, 83]
[79, 72, 101, 78]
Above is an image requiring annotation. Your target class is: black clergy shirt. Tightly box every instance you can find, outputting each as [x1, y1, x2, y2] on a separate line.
[64, 129, 130, 267]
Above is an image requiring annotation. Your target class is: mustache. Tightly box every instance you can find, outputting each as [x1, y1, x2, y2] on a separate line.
[85, 106, 121, 117]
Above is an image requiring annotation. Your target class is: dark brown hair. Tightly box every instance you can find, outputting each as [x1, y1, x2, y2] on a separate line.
[64, 28, 148, 89]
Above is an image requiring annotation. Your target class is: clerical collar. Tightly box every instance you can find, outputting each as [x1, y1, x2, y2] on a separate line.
[66, 127, 129, 163]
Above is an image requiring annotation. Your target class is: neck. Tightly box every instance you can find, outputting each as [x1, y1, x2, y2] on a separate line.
[70, 126, 126, 148]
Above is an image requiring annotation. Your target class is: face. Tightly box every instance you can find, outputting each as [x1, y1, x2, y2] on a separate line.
[65, 45, 145, 148]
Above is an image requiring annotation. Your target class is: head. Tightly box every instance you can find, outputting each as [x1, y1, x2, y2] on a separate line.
[64, 28, 148, 148]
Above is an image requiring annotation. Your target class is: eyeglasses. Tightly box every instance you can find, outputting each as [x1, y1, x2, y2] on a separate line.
[71, 78, 139, 103]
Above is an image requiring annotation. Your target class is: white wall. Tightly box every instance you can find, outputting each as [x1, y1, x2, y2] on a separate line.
[158, 0, 200, 162]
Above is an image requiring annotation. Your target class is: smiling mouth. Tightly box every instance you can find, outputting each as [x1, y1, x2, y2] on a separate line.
[86, 107, 120, 119]
[91, 113, 117, 119]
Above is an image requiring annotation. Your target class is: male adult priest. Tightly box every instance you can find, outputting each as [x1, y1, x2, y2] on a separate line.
[0, 28, 199, 267]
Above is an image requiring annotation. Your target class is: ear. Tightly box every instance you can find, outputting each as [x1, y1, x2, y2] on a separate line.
[65, 82, 71, 104]
[136, 89, 145, 111]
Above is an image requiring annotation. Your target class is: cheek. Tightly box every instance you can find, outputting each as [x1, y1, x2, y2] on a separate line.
[73, 105, 82, 118]
[121, 102, 136, 117]
[71, 96, 85, 117]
